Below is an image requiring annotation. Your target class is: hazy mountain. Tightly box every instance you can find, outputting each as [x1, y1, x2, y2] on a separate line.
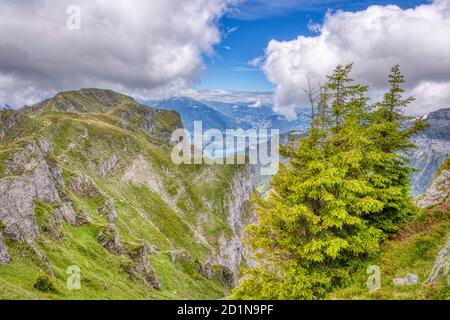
[152, 97, 310, 134]
[152, 97, 240, 132]
[203, 101, 275, 128]
[252, 108, 450, 198]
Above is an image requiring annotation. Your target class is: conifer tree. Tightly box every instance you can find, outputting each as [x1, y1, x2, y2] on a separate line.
[232, 65, 386, 300]
[366, 65, 428, 232]
[232, 64, 427, 299]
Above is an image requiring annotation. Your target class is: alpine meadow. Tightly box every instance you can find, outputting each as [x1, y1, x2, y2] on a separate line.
[0, 0, 449, 310]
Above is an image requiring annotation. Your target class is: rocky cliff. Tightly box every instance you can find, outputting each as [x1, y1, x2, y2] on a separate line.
[0, 89, 256, 299]
[214, 165, 257, 286]
[425, 236, 450, 285]
[416, 164, 450, 208]
[409, 108, 450, 196]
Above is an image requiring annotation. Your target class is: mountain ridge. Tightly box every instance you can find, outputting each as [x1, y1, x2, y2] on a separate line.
[0, 88, 256, 299]
[152, 97, 311, 134]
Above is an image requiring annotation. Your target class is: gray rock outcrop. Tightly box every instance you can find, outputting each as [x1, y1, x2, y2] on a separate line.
[214, 165, 257, 287]
[99, 199, 117, 223]
[0, 110, 29, 142]
[199, 262, 215, 280]
[169, 250, 194, 264]
[425, 237, 450, 284]
[416, 170, 450, 208]
[0, 236, 10, 264]
[393, 273, 419, 286]
[99, 154, 119, 177]
[0, 139, 61, 241]
[54, 202, 78, 226]
[198, 261, 234, 287]
[26, 240, 54, 276]
[125, 244, 160, 290]
[97, 223, 123, 256]
[408, 108, 450, 196]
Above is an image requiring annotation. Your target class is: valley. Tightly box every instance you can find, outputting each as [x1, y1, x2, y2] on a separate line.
[0, 89, 256, 299]
[0, 88, 448, 300]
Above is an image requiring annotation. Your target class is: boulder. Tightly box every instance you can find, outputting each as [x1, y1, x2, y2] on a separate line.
[124, 243, 160, 290]
[55, 202, 77, 226]
[198, 261, 234, 287]
[393, 273, 419, 287]
[425, 237, 450, 284]
[416, 170, 450, 208]
[99, 199, 117, 223]
[97, 224, 123, 256]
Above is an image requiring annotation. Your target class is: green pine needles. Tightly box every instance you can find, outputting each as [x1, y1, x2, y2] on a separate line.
[232, 64, 427, 300]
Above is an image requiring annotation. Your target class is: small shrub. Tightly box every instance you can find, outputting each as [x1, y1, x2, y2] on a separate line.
[33, 273, 59, 293]
[423, 284, 450, 300]
[432, 210, 445, 219]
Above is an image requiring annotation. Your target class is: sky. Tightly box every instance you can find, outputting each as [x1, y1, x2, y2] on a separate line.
[199, 0, 427, 92]
[0, 0, 449, 117]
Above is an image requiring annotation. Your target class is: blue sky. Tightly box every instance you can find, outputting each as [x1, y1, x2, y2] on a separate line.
[197, 0, 428, 92]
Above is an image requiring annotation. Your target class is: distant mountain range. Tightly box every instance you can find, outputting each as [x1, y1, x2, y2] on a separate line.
[149, 97, 310, 134]
[153, 97, 235, 132]
[151, 97, 449, 197]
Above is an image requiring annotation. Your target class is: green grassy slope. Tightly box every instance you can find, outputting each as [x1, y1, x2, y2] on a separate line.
[330, 204, 450, 300]
[0, 90, 246, 300]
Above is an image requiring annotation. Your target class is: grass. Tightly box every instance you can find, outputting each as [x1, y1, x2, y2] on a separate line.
[0, 110, 42, 145]
[330, 206, 450, 300]
[148, 253, 227, 300]
[0, 95, 244, 300]
[0, 220, 227, 300]
[3, 91, 448, 300]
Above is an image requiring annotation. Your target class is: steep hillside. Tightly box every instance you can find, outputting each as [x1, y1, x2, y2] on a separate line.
[0, 89, 256, 300]
[330, 203, 449, 300]
[331, 162, 450, 300]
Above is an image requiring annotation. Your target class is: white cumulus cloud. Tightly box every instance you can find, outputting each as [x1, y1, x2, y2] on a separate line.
[260, 0, 450, 119]
[0, 0, 236, 107]
[248, 100, 263, 108]
[180, 88, 274, 104]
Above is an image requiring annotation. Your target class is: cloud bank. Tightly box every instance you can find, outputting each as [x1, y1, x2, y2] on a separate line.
[0, 0, 235, 107]
[180, 89, 274, 104]
[261, 0, 450, 119]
